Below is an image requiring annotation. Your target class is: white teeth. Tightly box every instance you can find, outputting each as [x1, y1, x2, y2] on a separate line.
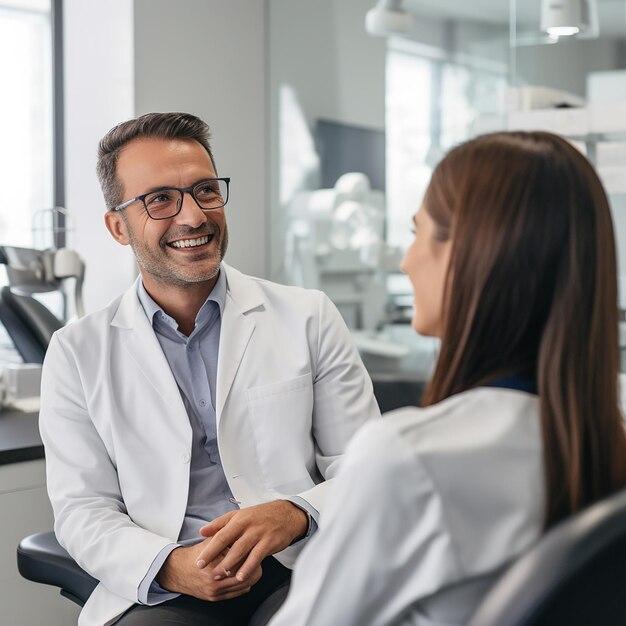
[170, 235, 210, 249]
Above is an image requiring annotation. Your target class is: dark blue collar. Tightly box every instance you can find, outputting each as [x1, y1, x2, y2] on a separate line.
[484, 376, 538, 395]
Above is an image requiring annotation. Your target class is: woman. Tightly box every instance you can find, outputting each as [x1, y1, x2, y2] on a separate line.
[268, 131, 626, 626]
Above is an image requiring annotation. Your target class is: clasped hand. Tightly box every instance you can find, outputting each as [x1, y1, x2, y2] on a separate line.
[197, 500, 308, 583]
[156, 541, 263, 602]
[157, 500, 308, 602]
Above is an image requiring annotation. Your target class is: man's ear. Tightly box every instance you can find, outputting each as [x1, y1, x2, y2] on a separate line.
[104, 210, 130, 245]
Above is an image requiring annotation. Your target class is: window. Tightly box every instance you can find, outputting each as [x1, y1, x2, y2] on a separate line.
[386, 42, 507, 252]
[0, 0, 54, 247]
[0, 0, 58, 361]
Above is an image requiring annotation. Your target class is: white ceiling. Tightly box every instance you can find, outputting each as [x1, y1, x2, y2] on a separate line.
[404, 0, 626, 37]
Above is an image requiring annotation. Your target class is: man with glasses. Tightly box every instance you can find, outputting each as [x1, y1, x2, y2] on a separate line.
[39, 112, 381, 626]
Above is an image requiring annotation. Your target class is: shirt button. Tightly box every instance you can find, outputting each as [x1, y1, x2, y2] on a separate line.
[199, 399, 207, 408]
[181, 451, 191, 464]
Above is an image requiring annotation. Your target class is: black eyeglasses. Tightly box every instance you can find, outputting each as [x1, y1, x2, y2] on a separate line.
[112, 177, 230, 220]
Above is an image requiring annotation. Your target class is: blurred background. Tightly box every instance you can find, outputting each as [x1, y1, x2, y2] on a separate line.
[1, 0, 626, 383]
[1, 3, 626, 621]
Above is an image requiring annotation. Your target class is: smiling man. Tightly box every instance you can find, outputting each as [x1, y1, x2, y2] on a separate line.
[39, 112, 381, 626]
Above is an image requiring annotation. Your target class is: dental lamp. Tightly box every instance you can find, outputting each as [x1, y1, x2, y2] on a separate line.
[365, 0, 413, 37]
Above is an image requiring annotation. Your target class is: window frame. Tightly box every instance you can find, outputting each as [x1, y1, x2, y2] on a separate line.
[52, 0, 65, 248]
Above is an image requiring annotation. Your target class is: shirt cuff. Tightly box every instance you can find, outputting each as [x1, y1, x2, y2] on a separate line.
[137, 543, 181, 605]
[283, 495, 319, 542]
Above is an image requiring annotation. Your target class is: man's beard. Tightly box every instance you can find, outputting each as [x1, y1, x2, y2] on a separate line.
[126, 222, 229, 287]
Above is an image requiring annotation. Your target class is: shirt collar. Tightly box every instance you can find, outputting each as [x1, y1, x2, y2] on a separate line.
[483, 375, 538, 395]
[136, 266, 227, 330]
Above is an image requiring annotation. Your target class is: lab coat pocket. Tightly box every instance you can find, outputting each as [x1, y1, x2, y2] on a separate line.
[247, 372, 315, 493]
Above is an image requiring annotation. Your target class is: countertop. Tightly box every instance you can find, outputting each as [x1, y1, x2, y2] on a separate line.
[0, 409, 43, 466]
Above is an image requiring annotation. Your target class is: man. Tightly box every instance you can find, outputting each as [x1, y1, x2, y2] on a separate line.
[39, 112, 381, 626]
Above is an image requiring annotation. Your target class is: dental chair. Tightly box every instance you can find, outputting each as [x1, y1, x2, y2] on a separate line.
[0, 245, 84, 363]
[467, 486, 626, 625]
[17, 532, 97, 606]
[17, 531, 288, 625]
[0, 286, 63, 363]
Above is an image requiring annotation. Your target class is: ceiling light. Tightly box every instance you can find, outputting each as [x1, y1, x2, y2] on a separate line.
[365, 0, 413, 37]
[540, 0, 598, 38]
[548, 25, 580, 36]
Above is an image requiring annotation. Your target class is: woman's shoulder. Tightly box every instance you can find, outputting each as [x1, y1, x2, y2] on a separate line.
[380, 386, 540, 452]
[344, 385, 541, 482]
[345, 386, 545, 577]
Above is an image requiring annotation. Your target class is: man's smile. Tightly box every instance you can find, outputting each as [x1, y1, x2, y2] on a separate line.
[167, 234, 214, 249]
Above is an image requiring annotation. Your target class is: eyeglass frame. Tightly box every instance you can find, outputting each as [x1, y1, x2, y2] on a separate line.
[111, 177, 231, 220]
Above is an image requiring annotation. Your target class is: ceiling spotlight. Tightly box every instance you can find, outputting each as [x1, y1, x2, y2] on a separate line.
[365, 0, 413, 37]
[540, 0, 598, 38]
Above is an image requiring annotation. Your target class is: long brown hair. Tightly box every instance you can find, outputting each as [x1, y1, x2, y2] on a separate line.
[421, 131, 626, 529]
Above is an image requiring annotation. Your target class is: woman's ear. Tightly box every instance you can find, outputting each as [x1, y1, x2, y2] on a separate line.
[104, 211, 130, 246]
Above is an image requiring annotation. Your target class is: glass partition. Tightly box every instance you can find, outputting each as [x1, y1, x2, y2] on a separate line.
[269, 0, 626, 376]
[510, 0, 626, 325]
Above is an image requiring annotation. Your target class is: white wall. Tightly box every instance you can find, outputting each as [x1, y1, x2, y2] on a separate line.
[63, 0, 137, 313]
[269, 0, 386, 129]
[134, 0, 269, 278]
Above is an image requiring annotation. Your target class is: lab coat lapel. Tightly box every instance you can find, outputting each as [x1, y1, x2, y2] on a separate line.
[216, 265, 262, 421]
[111, 279, 189, 412]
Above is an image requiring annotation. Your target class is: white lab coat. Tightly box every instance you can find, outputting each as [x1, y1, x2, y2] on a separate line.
[270, 387, 545, 626]
[39, 263, 381, 626]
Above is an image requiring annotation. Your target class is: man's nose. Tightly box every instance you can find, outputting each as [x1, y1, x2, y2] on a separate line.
[174, 191, 207, 227]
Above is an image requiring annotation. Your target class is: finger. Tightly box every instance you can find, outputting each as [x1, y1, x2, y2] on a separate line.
[196, 527, 241, 569]
[211, 537, 257, 579]
[211, 575, 253, 594]
[234, 544, 268, 582]
[207, 572, 257, 599]
[240, 562, 263, 588]
[209, 586, 252, 602]
[200, 512, 235, 538]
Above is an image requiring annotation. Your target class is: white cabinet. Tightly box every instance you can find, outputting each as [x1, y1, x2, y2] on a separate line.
[0, 459, 80, 625]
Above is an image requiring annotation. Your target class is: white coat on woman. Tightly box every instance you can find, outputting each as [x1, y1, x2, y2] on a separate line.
[270, 385, 544, 626]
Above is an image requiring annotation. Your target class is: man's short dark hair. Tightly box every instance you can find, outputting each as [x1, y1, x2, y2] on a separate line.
[96, 111, 216, 210]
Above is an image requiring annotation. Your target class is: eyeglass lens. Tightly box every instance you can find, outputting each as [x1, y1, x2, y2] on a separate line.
[144, 179, 228, 219]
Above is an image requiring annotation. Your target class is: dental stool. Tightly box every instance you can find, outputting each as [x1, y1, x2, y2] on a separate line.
[17, 532, 97, 606]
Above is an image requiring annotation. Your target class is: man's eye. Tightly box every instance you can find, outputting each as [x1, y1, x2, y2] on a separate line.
[146, 191, 174, 205]
[197, 184, 218, 196]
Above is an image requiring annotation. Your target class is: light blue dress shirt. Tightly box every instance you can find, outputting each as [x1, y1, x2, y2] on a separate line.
[136, 269, 239, 603]
[135, 269, 316, 605]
